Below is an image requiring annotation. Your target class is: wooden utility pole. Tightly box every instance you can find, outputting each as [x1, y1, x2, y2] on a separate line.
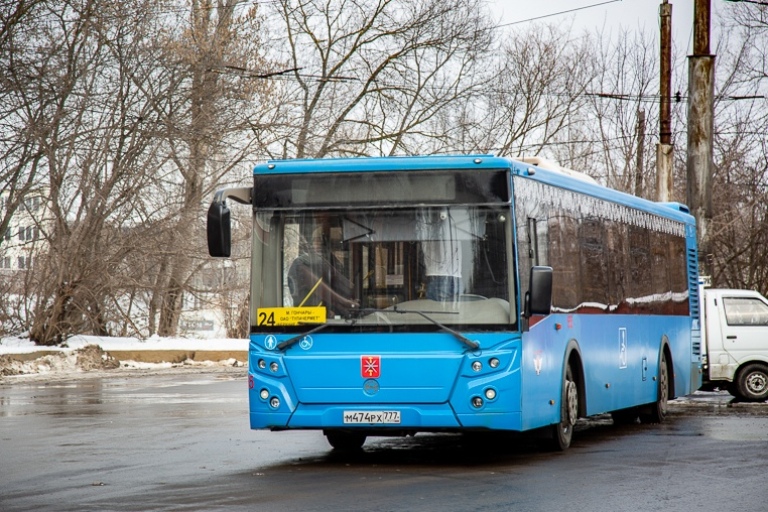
[656, 1, 674, 202]
[686, 0, 715, 273]
[636, 110, 645, 197]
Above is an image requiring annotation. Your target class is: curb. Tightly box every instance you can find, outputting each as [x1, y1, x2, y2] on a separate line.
[107, 350, 248, 364]
[2, 350, 248, 364]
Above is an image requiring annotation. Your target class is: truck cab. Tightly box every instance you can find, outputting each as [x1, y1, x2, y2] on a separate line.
[701, 287, 768, 401]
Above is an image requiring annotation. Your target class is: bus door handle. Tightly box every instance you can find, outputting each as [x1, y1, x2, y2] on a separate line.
[726, 335, 737, 340]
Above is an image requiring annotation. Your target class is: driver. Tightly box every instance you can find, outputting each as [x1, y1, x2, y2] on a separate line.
[287, 226, 357, 317]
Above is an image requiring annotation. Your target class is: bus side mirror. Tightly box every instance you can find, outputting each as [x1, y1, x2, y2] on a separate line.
[525, 266, 553, 317]
[207, 201, 231, 257]
[206, 187, 252, 258]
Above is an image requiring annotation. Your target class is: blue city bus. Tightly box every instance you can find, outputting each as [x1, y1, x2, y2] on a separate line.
[207, 155, 701, 451]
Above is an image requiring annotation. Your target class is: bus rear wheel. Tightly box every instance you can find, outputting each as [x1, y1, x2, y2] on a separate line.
[640, 350, 669, 424]
[324, 431, 367, 451]
[547, 363, 578, 451]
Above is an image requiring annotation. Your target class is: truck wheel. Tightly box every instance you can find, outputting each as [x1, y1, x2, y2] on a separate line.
[735, 364, 768, 402]
[325, 431, 366, 451]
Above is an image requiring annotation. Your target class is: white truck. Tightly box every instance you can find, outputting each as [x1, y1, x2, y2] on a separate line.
[700, 286, 768, 402]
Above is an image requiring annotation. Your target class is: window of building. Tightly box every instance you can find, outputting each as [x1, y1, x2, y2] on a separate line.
[24, 196, 41, 212]
[17, 226, 37, 242]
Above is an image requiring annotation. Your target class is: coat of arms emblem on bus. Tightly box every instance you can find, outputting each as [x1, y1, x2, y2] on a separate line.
[362, 355, 380, 378]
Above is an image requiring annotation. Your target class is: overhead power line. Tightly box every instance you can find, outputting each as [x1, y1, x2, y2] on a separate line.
[587, 92, 766, 102]
[215, 65, 302, 79]
[497, 0, 624, 27]
[211, 65, 358, 83]
[724, 0, 768, 6]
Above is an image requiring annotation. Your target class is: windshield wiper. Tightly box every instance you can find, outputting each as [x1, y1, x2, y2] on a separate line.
[386, 306, 480, 350]
[278, 307, 480, 351]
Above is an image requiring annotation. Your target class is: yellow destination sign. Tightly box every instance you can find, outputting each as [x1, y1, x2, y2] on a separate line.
[256, 307, 326, 326]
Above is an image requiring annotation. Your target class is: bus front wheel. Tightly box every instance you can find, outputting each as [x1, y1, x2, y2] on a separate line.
[547, 363, 578, 451]
[324, 431, 367, 451]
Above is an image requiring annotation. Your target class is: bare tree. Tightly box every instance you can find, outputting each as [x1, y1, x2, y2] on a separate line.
[139, 0, 276, 337]
[0, 0, 57, 251]
[726, 1, 768, 81]
[21, 0, 179, 343]
[450, 24, 595, 158]
[254, 0, 495, 159]
[562, 28, 661, 192]
[705, 2, 768, 293]
[0, 0, 273, 344]
[3, 0, 765, 345]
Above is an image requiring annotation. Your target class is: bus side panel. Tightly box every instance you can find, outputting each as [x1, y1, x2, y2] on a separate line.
[669, 318, 695, 397]
[521, 313, 693, 430]
[520, 315, 564, 431]
[576, 315, 690, 415]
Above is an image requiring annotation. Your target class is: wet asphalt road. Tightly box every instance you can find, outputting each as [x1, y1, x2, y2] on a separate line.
[1, 368, 767, 512]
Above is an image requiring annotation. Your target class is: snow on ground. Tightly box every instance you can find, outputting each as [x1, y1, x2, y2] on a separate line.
[0, 334, 246, 355]
[0, 334, 248, 380]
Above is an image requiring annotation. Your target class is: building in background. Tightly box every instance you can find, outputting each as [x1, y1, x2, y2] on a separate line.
[0, 192, 47, 277]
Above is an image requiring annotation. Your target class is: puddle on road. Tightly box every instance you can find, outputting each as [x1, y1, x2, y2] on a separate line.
[701, 416, 768, 442]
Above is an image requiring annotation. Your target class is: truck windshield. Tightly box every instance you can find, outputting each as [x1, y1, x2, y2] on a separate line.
[250, 206, 516, 333]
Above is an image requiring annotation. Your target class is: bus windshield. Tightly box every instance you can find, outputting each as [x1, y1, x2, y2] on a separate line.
[251, 206, 516, 332]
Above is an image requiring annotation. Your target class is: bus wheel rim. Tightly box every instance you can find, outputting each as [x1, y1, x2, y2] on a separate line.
[566, 381, 578, 425]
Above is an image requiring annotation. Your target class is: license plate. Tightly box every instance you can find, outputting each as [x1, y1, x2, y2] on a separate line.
[343, 410, 401, 424]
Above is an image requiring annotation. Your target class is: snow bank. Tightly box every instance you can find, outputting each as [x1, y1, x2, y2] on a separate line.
[0, 334, 248, 379]
[0, 334, 247, 355]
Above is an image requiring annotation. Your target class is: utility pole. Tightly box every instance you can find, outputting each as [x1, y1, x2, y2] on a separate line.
[686, 0, 715, 274]
[656, 1, 674, 202]
[636, 110, 645, 197]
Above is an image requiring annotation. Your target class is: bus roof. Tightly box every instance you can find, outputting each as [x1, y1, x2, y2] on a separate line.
[253, 155, 695, 224]
[506, 159, 695, 224]
[255, 154, 507, 174]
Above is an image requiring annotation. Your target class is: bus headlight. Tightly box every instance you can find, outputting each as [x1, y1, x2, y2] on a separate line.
[270, 362, 279, 372]
[489, 357, 500, 369]
[258, 359, 266, 369]
[471, 396, 483, 408]
[269, 397, 280, 409]
[260, 389, 269, 400]
[471, 361, 482, 372]
[485, 388, 497, 400]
